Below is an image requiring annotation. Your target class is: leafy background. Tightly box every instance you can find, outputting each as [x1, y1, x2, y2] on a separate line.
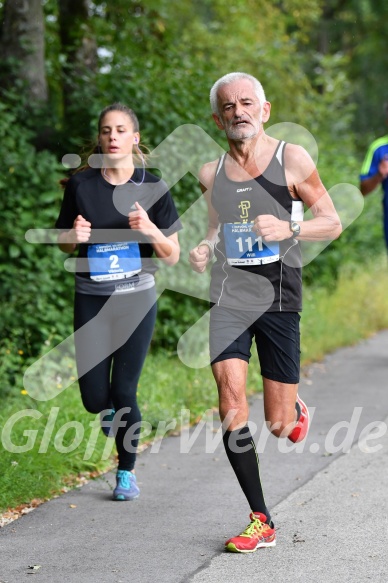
[0, 0, 387, 413]
[1, 0, 388, 511]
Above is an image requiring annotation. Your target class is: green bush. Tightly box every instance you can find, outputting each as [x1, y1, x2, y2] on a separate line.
[0, 101, 73, 398]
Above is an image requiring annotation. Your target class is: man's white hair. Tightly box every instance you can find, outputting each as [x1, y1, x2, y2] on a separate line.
[209, 72, 266, 115]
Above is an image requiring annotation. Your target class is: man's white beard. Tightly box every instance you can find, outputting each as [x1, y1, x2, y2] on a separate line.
[225, 115, 262, 141]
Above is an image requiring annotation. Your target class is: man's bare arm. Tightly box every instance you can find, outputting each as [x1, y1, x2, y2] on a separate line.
[189, 162, 219, 273]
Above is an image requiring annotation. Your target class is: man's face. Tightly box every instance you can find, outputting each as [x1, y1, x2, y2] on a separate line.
[214, 79, 270, 140]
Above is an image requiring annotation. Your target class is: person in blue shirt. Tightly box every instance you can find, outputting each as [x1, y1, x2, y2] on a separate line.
[359, 104, 388, 249]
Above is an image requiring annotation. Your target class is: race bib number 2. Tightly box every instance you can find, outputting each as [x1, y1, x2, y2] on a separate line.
[224, 222, 279, 266]
[87, 242, 141, 281]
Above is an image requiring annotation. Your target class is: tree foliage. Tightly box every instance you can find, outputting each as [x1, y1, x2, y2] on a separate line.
[0, 101, 73, 395]
[0, 0, 386, 379]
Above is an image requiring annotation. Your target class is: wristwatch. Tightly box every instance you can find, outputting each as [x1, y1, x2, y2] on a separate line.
[289, 221, 301, 238]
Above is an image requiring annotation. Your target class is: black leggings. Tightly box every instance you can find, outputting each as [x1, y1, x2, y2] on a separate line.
[74, 287, 157, 471]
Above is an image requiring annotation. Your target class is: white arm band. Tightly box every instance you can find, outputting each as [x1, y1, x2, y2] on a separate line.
[198, 239, 215, 260]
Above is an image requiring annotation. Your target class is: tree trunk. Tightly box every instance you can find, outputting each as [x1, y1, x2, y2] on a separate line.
[58, 0, 97, 79]
[1, 0, 48, 102]
[58, 0, 97, 137]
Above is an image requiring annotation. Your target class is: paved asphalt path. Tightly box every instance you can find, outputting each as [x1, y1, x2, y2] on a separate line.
[1, 331, 387, 582]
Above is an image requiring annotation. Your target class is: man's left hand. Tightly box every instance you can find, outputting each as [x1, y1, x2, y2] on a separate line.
[253, 215, 291, 241]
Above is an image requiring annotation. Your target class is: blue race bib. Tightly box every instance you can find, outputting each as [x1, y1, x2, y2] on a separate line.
[223, 222, 279, 266]
[87, 242, 141, 281]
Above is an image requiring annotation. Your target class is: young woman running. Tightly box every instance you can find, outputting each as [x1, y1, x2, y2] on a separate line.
[56, 103, 181, 500]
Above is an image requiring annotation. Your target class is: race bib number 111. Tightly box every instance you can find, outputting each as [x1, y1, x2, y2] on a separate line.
[224, 222, 279, 266]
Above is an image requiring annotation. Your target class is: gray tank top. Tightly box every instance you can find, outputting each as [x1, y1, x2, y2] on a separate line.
[210, 141, 303, 312]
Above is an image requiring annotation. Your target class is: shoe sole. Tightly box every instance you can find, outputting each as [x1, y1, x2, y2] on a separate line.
[225, 539, 276, 553]
[297, 396, 310, 442]
[112, 493, 140, 501]
[288, 396, 310, 443]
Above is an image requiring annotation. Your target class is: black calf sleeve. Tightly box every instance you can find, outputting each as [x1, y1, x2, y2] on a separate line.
[223, 425, 271, 522]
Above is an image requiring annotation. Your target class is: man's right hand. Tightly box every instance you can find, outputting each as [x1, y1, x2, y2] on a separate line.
[189, 244, 211, 273]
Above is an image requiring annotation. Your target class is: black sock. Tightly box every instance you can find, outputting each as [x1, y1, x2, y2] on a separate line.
[223, 425, 271, 523]
[295, 400, 301, 421]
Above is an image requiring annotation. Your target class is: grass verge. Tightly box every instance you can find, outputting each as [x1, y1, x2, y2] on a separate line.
[1, 261, 388, 513]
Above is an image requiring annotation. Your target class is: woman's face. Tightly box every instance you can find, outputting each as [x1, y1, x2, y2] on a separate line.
[98, 110, 140, 163]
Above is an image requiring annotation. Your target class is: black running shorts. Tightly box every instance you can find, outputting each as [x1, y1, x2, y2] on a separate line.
[209, 307, 300, 384]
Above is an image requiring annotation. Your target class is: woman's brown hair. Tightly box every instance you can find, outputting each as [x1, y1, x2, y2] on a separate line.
[60, 103, 148, 188]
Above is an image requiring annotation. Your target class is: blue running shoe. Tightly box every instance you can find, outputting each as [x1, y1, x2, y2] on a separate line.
[100, 408, 115, 438]
[113, 470, 140, 501]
